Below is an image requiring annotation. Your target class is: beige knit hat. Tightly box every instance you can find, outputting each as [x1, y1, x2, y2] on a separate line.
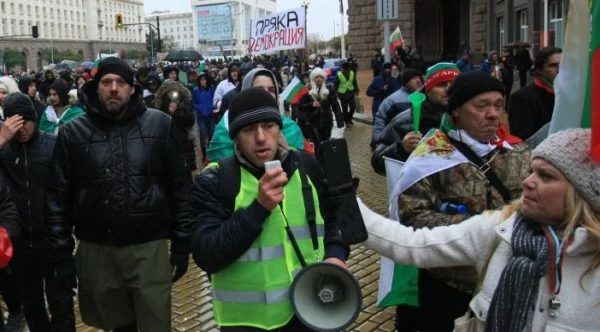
[532, 128, 600, 211]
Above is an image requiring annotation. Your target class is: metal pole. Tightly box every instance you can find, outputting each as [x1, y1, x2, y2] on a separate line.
[383, 21, 391, 62]
[50, 38, 54, 64]
[156, 16, 162, 52]
[339, 0, 346, 59]
[543, 0, 549, 47]
[150, 28, 154, 63]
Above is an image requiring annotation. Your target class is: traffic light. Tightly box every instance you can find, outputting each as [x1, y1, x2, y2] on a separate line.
[31, 25, 39, 38]
[115, 14, 124, 29]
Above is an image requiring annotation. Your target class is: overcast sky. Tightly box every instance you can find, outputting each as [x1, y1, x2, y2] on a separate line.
[143, 0, 348, 40]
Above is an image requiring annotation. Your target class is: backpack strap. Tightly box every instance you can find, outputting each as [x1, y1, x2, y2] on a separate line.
[295, 152, 319, 251]
[217, 156, 241, 215]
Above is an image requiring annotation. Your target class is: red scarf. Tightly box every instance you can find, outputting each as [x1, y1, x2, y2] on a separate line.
[534, 76, 555, 94]
[490, 124, 522, 148]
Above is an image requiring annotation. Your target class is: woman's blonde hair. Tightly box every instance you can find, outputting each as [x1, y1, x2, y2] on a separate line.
[499, 184, 600, 279]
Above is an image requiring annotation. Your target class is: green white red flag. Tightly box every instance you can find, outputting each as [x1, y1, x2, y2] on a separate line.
[549, 0, 600, 162]
[390, 26, 404, 53]
[280, 76, 308, 104]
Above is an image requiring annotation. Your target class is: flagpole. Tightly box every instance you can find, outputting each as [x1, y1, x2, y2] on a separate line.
[339, 0, 346, 59]
[543, 0, 549, 47]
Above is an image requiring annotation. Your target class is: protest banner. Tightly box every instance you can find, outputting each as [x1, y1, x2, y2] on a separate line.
[249, 7, 306, 55]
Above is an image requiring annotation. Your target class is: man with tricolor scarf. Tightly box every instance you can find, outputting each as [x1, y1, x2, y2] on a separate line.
[508, 46, 563, 140]
[390, 70, 531, 331]
[191, 87, 348, 331]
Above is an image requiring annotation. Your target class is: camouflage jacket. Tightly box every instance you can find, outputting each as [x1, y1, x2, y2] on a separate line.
[399, 141, 531, 293]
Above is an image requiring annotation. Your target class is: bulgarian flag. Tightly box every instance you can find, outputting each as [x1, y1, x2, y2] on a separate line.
[390, 26, 404, 53]
[280, 76, 309, 104]
[550, 0, 600, 162]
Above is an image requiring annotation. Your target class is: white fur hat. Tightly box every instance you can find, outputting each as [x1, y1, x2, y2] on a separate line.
[310, 67, 326, 81]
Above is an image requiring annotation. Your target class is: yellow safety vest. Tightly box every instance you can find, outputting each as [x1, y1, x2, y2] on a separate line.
[337, 71, 355, 93]
[211, 166, 326, 330]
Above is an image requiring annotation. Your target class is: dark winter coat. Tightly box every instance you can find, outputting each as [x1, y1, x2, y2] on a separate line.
[298, 84, 344, 137]
[508, 83, 555, 140]
[0, 168, 21, 238]
[371, 101, 445, 174]
[366, 67, 402, 117]
[45, 80, 193, 265]
[155, 80, 197, 172]
[191, 149, 347, 274]
[0, 129, 56, 246]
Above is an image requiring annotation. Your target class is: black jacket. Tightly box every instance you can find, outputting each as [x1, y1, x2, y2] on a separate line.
[0, 129, 56, 246]
[371, 101, 445, 174]
[508, 83, 555, 140]
[0, 171, 20, 238]
[155, 80, 197, 172]
[297, 84, 343, 129]
[45, 80, 193, 263]
[191, 149, 347, 274]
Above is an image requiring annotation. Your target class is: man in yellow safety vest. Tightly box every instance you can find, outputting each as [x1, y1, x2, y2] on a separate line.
[335, 61, 360, 127]
[190, 86, 349, 331]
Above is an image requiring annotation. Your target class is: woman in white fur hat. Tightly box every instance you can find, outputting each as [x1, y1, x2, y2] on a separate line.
[0, 76, 20, 119]
[297, 67, 344, 152]
[358, 128, 600, 332]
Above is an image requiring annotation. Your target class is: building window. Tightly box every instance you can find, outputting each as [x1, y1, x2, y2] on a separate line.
[550, 0, 564, 48]
[497, 17, 505, 51]
[518, 10, 528, 42]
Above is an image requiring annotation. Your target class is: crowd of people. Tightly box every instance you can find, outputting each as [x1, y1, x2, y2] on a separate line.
[0, 39, 597, 332]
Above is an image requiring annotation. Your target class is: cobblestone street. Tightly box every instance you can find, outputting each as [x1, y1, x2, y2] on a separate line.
[72, 120, 396, 332]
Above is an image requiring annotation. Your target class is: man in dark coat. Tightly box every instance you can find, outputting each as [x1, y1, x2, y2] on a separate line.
[514, 45, 533, 88]
[508, 47, 562, 140]
[0, 93, 69, 332]
[44, 57, 192, 332]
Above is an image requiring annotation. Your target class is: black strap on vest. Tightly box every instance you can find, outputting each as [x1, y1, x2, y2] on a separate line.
[449, 138, 512, 204]
[296, 153, 319, 252]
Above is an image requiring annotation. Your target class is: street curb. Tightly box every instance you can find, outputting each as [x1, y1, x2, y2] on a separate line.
[353, 113, 373, 126]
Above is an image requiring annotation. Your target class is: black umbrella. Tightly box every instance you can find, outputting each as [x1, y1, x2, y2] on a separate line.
[165, 50, 204, 62]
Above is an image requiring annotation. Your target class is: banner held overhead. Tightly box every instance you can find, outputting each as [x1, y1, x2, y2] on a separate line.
[249, 7, 306, 55]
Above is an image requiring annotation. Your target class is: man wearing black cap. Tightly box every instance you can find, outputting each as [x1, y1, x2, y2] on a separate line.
[390, 70, 531, 332]
[39, 81, 84, 134]
[335, 62, 359, 127]
[44, 57, 193, 332]
[191, 87, 348, 331]
[0, 93, 67, 332]
[17, 76, 45, 123]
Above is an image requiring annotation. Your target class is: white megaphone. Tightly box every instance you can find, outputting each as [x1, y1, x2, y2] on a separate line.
[290, 262, 362, 331]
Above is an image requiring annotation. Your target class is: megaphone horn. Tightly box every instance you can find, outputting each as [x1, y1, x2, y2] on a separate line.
[290, 262, 362, 332]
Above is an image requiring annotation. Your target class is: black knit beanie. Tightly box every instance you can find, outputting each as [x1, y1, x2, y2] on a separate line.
[49, 81, 70, 106]
[95, 57, 134, 86]
[447, 70, 505, 113]
[3, 92, 37, 122]
[228, 87, 282, 139]
[401, 68, 422, 86]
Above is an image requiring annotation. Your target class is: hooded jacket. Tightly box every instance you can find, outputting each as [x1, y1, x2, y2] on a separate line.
[192, 75, 216, 118]
[155, 80, 197, 171]
[45, 79, 193, 263]
[206, 68, 306, 162]
[17, 76, 46, 123]
[213, 63, 239, 108]
[366, 62, 401, 116]
[38, 70, 56, 99]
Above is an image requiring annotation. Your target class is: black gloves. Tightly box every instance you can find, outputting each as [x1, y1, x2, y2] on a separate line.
[170, 239, 190, 283]
[170, 252, 189, 283]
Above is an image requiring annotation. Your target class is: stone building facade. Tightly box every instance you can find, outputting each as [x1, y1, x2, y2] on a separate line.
[348, 0, 489, 70]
